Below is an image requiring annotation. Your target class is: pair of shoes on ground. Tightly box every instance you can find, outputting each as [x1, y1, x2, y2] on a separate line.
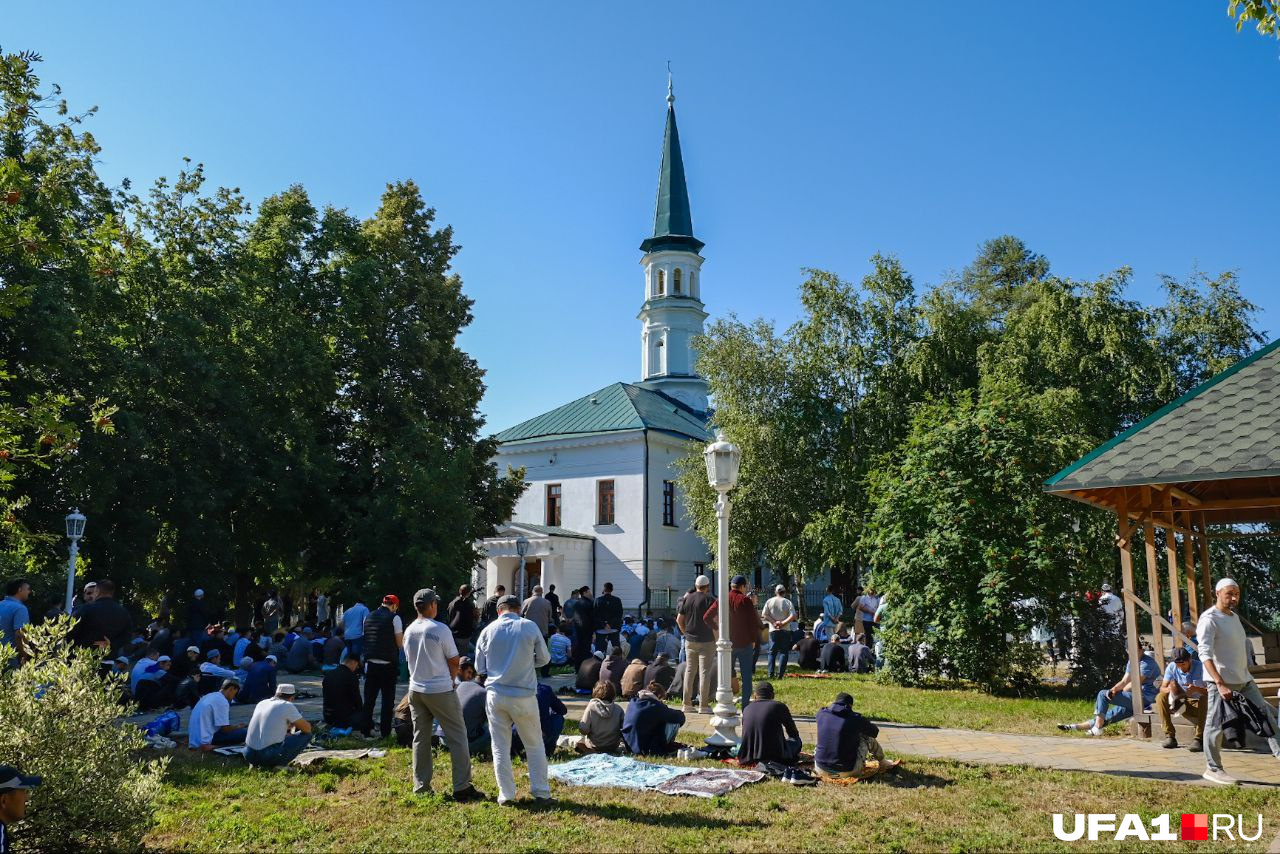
[782, 767, 817, 786]
[414, 784, 488, 802]
[1161, 737, 1204, 752]
[1056, 723, 1101, 736]
[496, 795, 554, 806]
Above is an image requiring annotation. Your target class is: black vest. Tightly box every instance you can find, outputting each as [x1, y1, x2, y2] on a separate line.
[363, 607, 397, 662]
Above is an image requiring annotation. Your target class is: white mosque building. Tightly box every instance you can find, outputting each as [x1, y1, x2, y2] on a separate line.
[474, 82, 714, 610]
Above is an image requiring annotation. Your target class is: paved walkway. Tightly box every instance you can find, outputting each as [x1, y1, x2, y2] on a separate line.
[135, 673, 1280, 789]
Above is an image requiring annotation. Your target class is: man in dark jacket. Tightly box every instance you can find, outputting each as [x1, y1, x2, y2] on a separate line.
[848, 633, 875, 673]
[643, 654, 676, 694]
[598, 647, 627, 695]
[69, 580, 133, 656]
[571, 587, 594, 665]
[322, 653, 371, 734]
[575, 651, 604, 693]
[593, 583, 624, 654]
[480, 585, 504, 629]
[446, 585, 478, 655]
[814, 692, 898, 777]
[794, 628, 822, 671]
[737, 682, 801, 766]
[361, 594, 404, 739]
[819, 636, 847, 673]
[621, 682, 685, 756]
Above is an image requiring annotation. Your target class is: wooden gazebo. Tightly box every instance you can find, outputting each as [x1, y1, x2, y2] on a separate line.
[1045, 338, 1280, 733]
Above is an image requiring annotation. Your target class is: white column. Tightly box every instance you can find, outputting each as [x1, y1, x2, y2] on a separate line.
[707, 492, 740, 746]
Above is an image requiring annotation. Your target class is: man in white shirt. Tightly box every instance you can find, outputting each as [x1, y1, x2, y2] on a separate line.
[1097, 584, 1124, 624]
[199, 649, 238, 682]
[762, 585, 798, 679]
[403, 588, 484, 801]
[855, 588, 881, 644]
[1198, 578, 1280, 785]
[187, 679, 248, 751]
[474, 595, 551, 805]
[129, 648, 161, 695]
[245, 683, 312, 768]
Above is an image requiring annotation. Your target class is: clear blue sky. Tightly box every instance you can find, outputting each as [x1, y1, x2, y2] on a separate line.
[8, 4, 1279, 433]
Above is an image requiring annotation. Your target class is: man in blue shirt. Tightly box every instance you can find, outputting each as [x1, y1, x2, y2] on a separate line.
[342, 598, 369, 661]
[474, 595, 551, 805]
[0, 579, 31, 668]
[1157, 646, 1206, 751]
[1058, 650, 1161, 736]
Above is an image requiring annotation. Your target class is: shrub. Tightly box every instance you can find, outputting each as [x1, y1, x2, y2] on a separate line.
[0, 617, 167, 851]
[1065, 599, 1128, 697]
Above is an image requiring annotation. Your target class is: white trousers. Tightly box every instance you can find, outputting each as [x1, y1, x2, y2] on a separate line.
[485, 691, 550, 802]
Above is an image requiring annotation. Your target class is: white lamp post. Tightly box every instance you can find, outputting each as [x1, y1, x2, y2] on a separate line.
[703, 432, 742, 748]
[64, 508, 87, 613]
[515, 535, 530, 602]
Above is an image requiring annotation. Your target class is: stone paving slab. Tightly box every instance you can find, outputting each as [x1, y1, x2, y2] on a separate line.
[131, 672, 1280, 789]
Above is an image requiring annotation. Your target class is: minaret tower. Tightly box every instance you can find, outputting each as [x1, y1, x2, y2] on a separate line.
[637, 76, 710, 415]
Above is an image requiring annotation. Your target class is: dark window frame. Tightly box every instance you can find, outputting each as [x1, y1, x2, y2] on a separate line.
[662, 480, 676, 526]
[597, 479, 615, 525]
[546, 483, 562, 527]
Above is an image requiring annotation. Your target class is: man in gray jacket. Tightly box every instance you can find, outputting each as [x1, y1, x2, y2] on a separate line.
[521, 585, 554, 677]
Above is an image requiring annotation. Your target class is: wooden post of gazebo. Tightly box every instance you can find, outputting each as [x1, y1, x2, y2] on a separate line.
[1045, 337, 1280, 739]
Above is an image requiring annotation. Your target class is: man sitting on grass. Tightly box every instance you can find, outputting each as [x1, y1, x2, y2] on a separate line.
[815, 691, 899, 778]
[621, 657, 648, 699]
[819, 633, 847, 673]
[244, 683, 312, 768]
[548, 624, 572, 667]
[577, 680, 624, 754]
[621, 681, 685, 756]
[794, 628, 822, 671]
[1058, 648, 1161, 736]
[736, 682, 804, 771]
[322, 652, 370, 736]
[188, 678, 249, 751]
[848, 633, 875, 674]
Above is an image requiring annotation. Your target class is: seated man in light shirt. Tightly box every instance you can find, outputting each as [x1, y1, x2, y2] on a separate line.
[1157, 646, 1206, 752]
[547, 625, 572, 667]
[244, 683, 312, 768]
[187, 679, 248, 751]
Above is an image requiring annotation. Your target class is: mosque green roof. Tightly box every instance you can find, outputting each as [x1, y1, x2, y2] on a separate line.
[495, 382, 710, 445]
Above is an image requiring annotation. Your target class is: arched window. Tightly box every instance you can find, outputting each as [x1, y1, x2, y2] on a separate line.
[689, 271, 696, 296]
[673, 268, 682, 294]
[656, 269, 665, 296]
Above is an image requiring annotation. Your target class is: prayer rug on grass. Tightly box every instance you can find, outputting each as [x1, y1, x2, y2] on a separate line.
[653, 768, 765, 798]
[547, 753, 692, 789]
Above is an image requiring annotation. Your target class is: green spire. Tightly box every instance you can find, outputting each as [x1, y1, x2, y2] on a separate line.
[640, 78, 703, 254]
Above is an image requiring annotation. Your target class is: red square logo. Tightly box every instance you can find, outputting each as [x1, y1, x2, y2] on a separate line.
[1181, 814, 1208, 841]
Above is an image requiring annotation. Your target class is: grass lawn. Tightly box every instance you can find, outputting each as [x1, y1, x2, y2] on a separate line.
[737, 672, 1097, 736]
[146, 743, 1279, 852]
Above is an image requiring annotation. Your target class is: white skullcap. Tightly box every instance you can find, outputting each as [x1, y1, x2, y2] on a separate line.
[1215, 578, 1239, 592]
[694, 575, 711, 588]
[775, 584, 785, 593]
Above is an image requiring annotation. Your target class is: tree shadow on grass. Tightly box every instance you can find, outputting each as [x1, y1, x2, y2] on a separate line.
[525, 798, 764, 830]
[868, 768, 953, 790]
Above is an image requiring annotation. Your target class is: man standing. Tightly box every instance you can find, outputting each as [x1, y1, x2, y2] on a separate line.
[0, 766, 41, 853]
[762, 585, 798, 679]
[402, 588, 483, 801]
[544, 584, 562, 625]
[521, 585, 553, 677]
[854, 587, 881, 646]
[1157, 646, 1206, 751]
[676, 575, 716, 714]
[822, 585, 844, 630]
[315, 590, 329, 628]
[570, 587, 594, 666]
[446, 585, 478, 656]
[188, 679, 249, 751]
[704, 575, 764, 710]
[341, 596, 369, 660]
[480, 585, 505, 629]
[186, 589, 211, 648]
[474, 595, 552, 805]
[593, 582, 623, 654]
[262, 591, 282, 635]
[0, 579, 31, 667]
[362, 594, 404, 740]
[1198, 578, 1280, 785]
[69, 579, 133, 656]
[244, 684, 312, 768]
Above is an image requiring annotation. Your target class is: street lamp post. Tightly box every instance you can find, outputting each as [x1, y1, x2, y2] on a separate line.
[703, 432, 742, 748]
[515, 535, 530, 602]
[64, 508, 87, 613]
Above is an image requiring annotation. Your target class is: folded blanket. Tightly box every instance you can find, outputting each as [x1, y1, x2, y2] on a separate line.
[654, 768, 765, 798]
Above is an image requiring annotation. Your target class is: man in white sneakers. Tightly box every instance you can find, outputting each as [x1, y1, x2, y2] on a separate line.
[474, 594, 552, 805]
[403, 587, 484, 801]
[1199, 578, 1280, 785]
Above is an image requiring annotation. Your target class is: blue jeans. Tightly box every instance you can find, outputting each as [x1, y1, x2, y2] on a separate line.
[768, 630, 792, 678]
[732, 645, 754, 709]
[1094, 689, 1136, 727]
[245, 732, 311, 768]
[344, 637, 363, 661]
[211, 727, 247, 747]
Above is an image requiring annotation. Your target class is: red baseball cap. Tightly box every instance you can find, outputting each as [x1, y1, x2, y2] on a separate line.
[382, 594, 400, 607]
